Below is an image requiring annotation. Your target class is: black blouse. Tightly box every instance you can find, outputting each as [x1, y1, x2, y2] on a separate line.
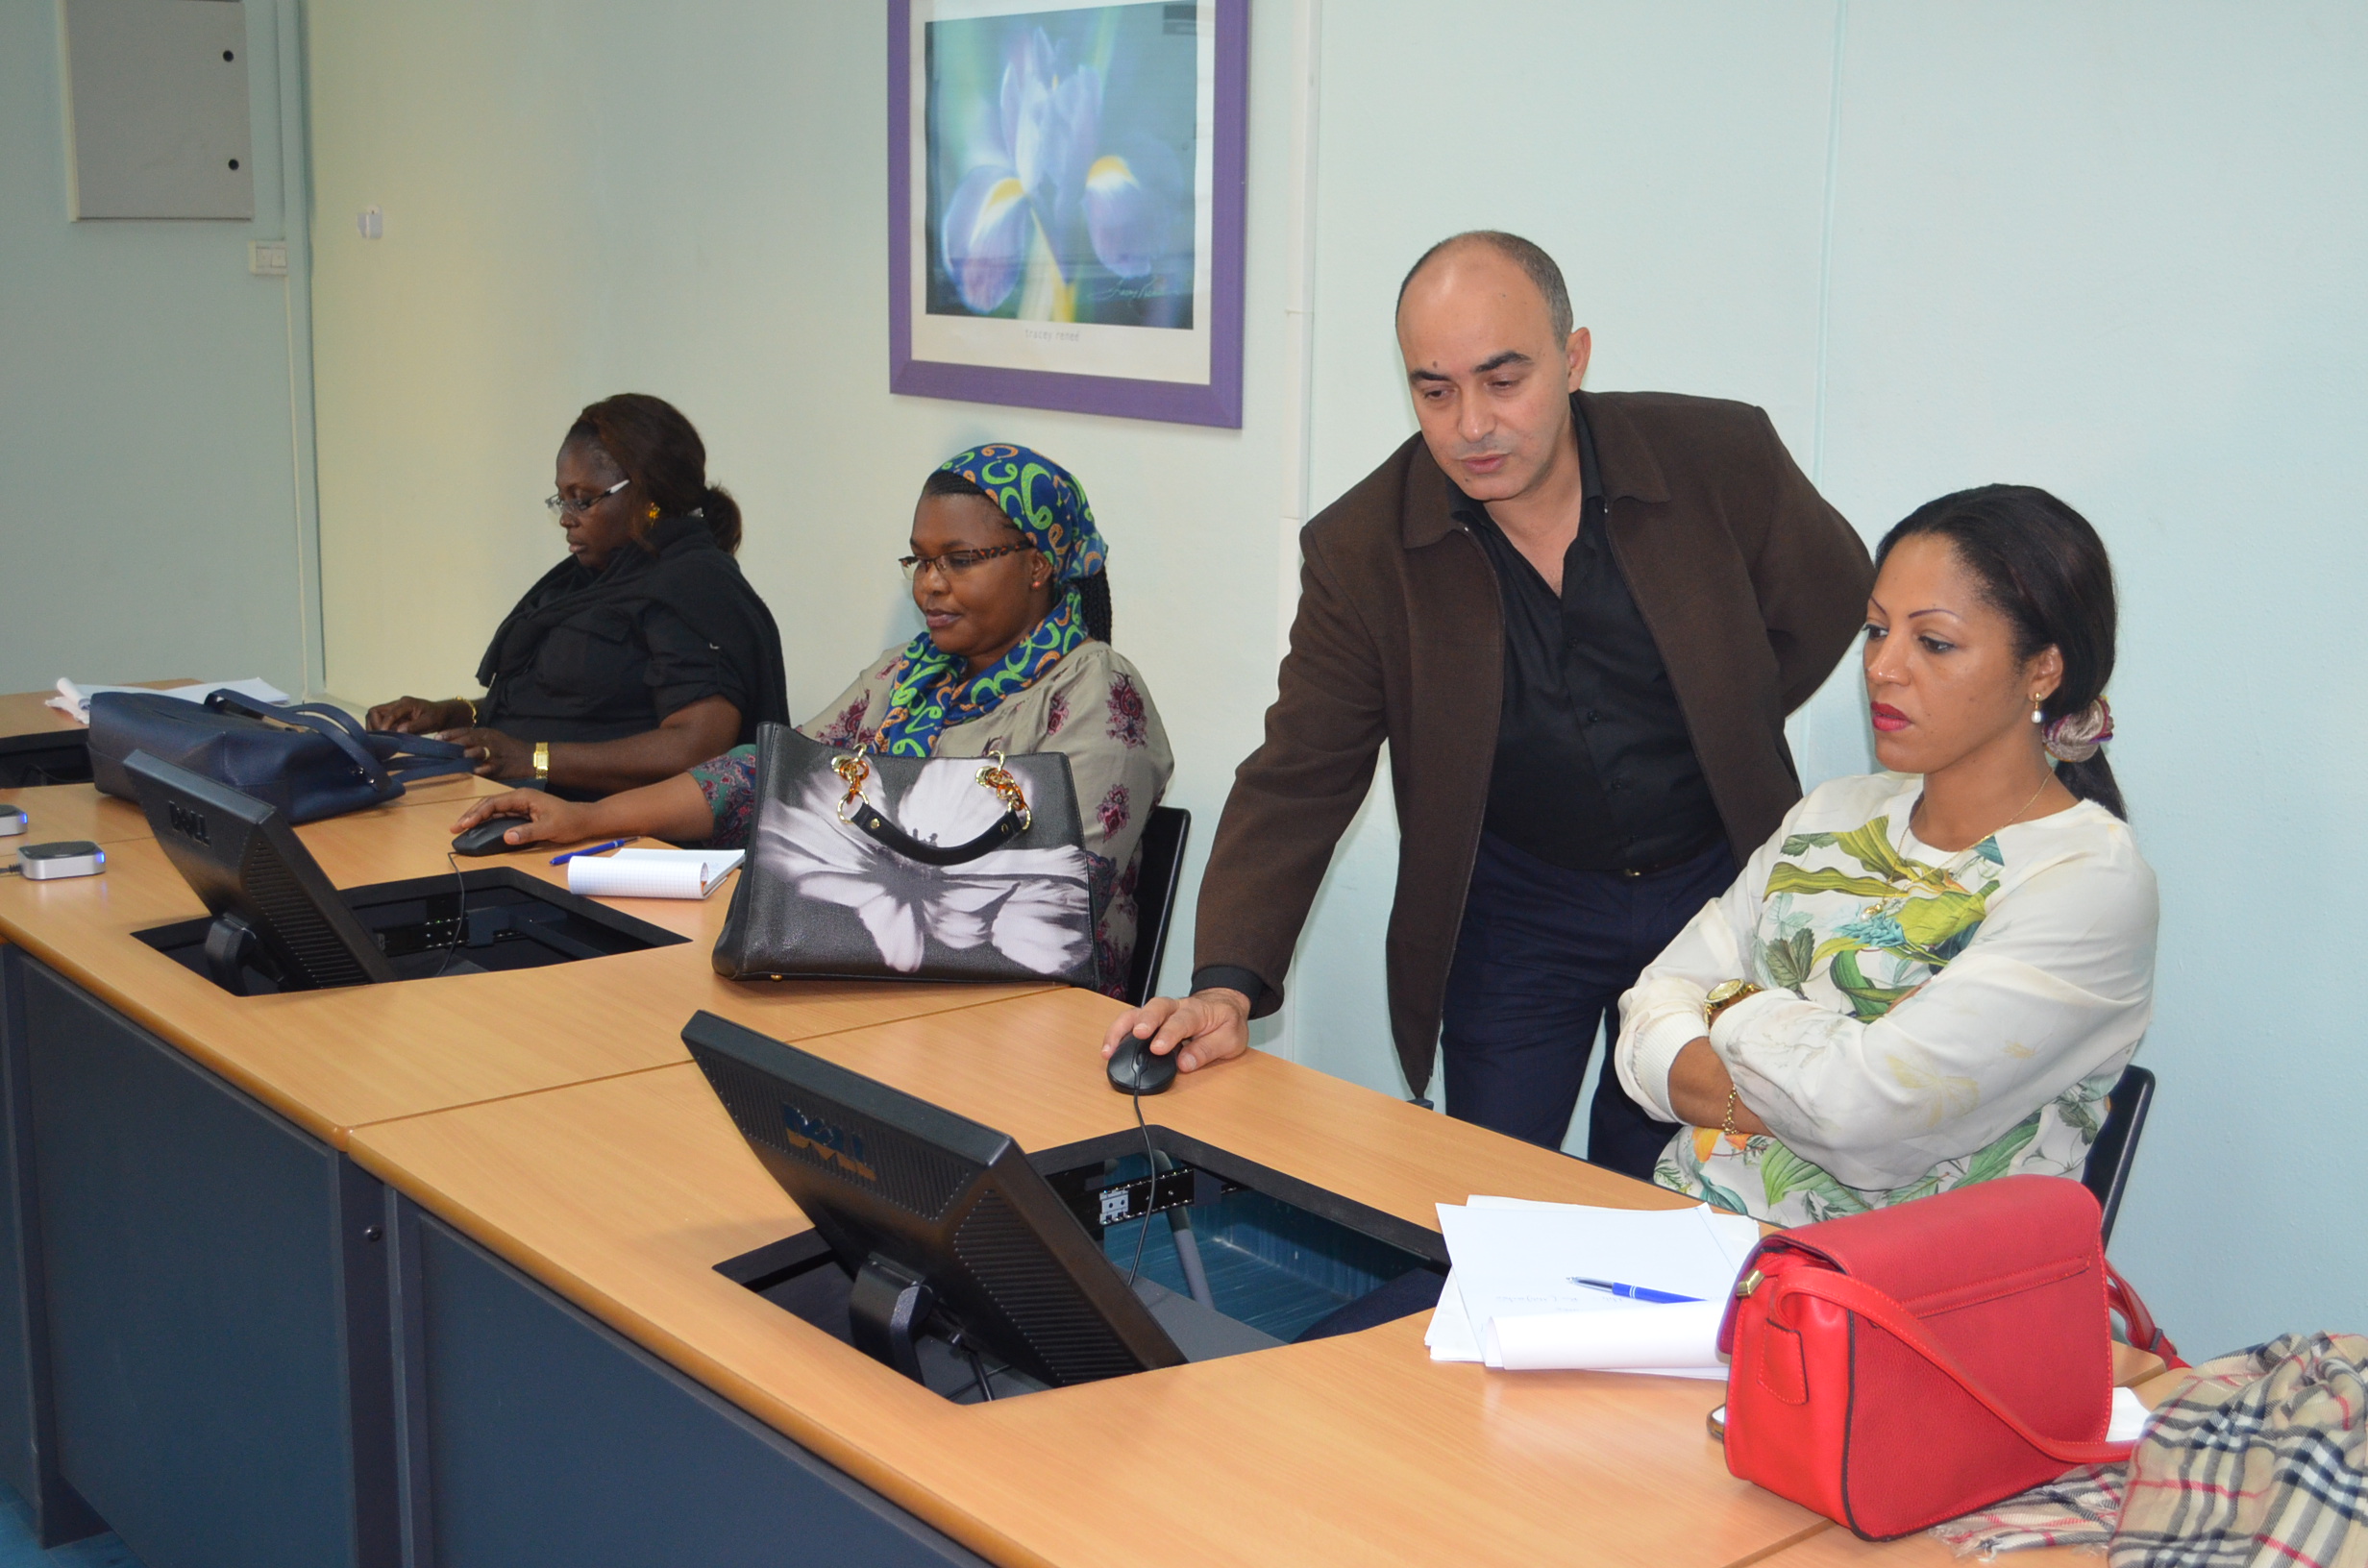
[476, 516, 789, 747]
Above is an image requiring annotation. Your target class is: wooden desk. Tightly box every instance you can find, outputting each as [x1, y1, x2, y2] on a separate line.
[0, 803, 1051, 1143]
[0, 772, 510, 847]
[0, 686, 124, 787]
[346, 989, 1830, 1568]
[1759, 1531, 2085, 1567]
[0, 690, 94, 742]
[0, 806, 1055, 1566]
[3, 786, 2109, 1568]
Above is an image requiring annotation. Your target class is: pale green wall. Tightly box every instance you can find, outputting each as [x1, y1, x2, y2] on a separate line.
[306, 1, 1295, 1003]
[0, 0, 318, 698]
[307, 1, 2368, 1356]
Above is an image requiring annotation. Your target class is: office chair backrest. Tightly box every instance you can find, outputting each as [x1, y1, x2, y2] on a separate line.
[1122, 806, 1191, 1008]
[2082, 1064, 2155, 1249]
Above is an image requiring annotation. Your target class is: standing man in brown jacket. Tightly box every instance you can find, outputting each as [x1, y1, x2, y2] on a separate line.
[1104, 232, 1873, 1177]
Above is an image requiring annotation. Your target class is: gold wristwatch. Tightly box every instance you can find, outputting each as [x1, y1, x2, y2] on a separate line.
[1704, 979, 1764, 1027]
[532, 742, 551, 783]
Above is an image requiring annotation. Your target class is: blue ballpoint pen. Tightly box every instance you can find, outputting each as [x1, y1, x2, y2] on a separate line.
[550, 838, 630, 865]
[1569, 1278, 1702, 1305]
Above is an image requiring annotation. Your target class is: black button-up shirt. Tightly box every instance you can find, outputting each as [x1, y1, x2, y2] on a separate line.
[1456, 407, 1721, 872]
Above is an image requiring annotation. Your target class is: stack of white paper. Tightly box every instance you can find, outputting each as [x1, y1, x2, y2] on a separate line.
[1426, 1196, 1760, 1379]
[48, 677, 294, 724]
[566, 847, 744, 900]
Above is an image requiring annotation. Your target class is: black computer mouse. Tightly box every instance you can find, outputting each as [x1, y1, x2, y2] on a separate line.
[451, 818, 526, 856]
[1106, 1037, 1177, 1096]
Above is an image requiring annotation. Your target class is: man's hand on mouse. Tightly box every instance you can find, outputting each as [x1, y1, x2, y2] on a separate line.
[1100, 987, 1253, 1074]
[451, 790, 586, 847]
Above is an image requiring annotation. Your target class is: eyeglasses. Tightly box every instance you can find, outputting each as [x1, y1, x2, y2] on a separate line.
[544, 478, 629, 517]
[899, 542, 1034, 581]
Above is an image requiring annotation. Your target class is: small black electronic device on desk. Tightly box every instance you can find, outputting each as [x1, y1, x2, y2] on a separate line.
[1105, 1035, 1176, 1095]
[691, 1011, 1447, 1403]
[451, 818, 526, 856]
[122, 751, 687, 995]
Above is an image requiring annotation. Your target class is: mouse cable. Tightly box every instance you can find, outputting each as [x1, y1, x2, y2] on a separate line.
[431, 850, 467, 978]
[1122, 1084, 1155, 1290]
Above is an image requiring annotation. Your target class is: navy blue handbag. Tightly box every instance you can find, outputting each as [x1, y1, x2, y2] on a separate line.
[87, 689, 474, 824]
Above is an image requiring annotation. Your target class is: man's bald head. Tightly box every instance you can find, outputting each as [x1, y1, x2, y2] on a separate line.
[1396, 231, 1573, 342]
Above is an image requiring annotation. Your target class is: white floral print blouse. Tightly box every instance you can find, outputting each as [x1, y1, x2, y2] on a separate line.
[1615, 772, 2157, 1226]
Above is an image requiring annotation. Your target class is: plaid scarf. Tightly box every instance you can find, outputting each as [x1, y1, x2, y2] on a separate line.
[1932, 1333, 2368, 1566]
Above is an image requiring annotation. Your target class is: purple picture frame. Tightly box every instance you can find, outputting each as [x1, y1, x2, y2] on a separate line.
[888, 0, 1247, 429]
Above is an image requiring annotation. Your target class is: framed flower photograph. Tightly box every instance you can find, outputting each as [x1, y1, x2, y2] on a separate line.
[888, 0, 1248, 428]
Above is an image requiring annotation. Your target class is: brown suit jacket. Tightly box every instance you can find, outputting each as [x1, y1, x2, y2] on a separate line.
[1194, 389, 1874, 1093]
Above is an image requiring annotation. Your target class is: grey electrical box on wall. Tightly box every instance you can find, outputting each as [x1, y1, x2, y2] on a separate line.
[59, 0, 254, 220]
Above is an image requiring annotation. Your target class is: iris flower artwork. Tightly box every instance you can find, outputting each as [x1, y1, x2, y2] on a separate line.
[927, 6, 1198, 330]
[891, 0, 1246, 427]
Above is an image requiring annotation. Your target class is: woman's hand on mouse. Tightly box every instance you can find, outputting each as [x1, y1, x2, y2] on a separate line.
[1099, 988, 1252, 1074]
[450, 791, 589, 848]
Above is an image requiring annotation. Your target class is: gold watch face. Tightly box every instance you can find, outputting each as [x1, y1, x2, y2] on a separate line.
[1706, 980, 1752, 1007]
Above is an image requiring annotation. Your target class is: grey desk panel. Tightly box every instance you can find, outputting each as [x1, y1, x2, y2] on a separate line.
[0, 948, 103, 1545]
[397, 1200, 988, 1568]
[22, 959, 396, 1568]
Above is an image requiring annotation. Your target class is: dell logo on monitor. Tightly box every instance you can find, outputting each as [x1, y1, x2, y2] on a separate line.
[167, 803, 210, 845]
[781, 1104, 877, 1183]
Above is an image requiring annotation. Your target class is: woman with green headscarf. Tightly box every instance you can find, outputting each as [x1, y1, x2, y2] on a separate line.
[453, 444, 1175, 995]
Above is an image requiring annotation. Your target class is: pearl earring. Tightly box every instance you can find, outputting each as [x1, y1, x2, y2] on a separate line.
[2032, 698, 2045, 724]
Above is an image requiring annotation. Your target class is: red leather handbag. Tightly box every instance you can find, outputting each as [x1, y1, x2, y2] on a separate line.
[1716, 1174, 2182, 1539]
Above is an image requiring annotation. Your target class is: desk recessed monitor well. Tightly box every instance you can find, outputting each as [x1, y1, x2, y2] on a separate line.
[128, 749, 395, 990]
[685, 1010, 1192, 1388]
[124, 750, 685, 993]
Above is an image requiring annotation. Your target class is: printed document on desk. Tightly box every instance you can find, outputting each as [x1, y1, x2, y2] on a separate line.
[47, 677, 292, 723]
[567, 847, 744, 900]
[1428, 1197, 1758, 1378]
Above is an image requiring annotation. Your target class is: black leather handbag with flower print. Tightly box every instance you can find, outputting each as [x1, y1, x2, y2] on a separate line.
[711, 723, 1102, 990]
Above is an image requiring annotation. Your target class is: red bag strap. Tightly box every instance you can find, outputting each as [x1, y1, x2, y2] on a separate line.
[2105, 1263, 2186, 1369]
[1768, 1268, 2135, 1466]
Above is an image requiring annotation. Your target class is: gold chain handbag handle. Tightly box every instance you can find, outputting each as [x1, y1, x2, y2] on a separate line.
[831, 742, 874, 823]
[973, 748, 1032, 831]
[834, 742, 1032, 834]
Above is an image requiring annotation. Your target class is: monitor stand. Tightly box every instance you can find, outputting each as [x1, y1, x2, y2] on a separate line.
[202, 914, 263, 997]
[848, 1255, 934, 1382]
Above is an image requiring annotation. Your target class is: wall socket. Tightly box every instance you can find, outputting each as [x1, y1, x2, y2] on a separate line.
[357, 206, 382, 239]
[247, 238, 287, 276]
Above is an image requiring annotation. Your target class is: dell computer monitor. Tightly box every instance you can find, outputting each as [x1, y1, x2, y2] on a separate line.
[683, 1009, 1187, 1387]
[125, 749, 395, 992]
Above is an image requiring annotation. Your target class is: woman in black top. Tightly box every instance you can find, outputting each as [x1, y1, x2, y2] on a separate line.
[366, 394, 789, 796]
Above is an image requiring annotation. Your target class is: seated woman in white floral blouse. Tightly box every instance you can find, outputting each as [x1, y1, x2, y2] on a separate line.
[453, 444, 1173, 995]
[1615, 484, 2156, 1225]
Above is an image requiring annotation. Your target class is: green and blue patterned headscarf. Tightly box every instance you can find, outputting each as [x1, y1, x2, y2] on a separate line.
[874, 445, 1107, 757]
[939, 443, 1107, 583]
